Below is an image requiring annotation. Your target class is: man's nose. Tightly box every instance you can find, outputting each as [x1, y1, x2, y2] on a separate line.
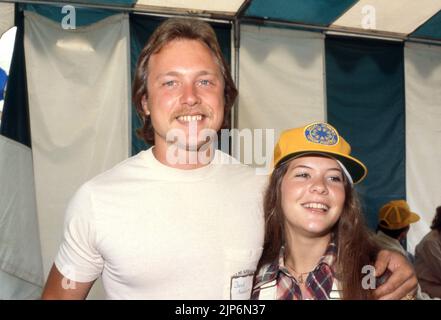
[180, 83, 200, 106]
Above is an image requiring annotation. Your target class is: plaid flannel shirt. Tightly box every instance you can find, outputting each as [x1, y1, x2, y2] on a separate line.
[252, 239, 339, 300]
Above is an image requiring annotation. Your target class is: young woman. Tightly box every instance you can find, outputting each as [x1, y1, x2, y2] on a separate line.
[252, 122, 380, 300]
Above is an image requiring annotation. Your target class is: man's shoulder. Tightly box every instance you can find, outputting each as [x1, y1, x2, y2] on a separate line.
[82, 150, 150, 188]
[62, 151, 156, 222]
[374, 231, 397, 245]
[418, 230, 441, 248]
[214, 150, 268, 184]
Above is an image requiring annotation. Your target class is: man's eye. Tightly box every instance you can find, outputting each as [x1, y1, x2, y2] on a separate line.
[198, 79, 211, 86]
[163, 80, 177, 87]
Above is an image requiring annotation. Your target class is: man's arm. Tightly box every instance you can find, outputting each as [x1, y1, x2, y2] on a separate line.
[41, 264, 95, 300]
[373, 250, 418, 300]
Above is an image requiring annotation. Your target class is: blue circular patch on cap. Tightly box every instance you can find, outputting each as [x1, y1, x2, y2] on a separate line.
[304, 123, 338, 145]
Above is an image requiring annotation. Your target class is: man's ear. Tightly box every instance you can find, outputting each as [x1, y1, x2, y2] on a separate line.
[141, 95, 150, 116]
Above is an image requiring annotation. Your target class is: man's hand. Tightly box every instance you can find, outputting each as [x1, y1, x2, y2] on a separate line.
[373, 249, 418, 300]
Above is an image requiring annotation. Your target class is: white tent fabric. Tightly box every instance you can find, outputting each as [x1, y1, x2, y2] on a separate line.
[0, 27, 17, 74]
[331, 0, 441, 37]
[237, 25, 325, 170]
[0, 267, 42, 299]
[404, 42, 441, 254]
[24, 11, 130, 298]
[0, 2, 14, 37]
[0, 135, 44, 299]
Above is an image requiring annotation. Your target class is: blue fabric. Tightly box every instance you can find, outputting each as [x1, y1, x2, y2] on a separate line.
[23, 3, 116, 26]
[0, 68, 7, 101]
[411, 10, 441, 40]
[129, 15, 232, 155]
[325, 36, 406, 229]
[245, 0, 358, 26]
[0, 9, 31, 148]
[129, 15, 162, 155]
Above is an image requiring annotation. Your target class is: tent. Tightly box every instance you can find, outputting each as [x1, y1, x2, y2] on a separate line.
[0, 0, 440, 299]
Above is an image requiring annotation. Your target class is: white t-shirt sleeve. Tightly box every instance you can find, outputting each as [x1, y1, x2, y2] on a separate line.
[55, 183, 104, 283]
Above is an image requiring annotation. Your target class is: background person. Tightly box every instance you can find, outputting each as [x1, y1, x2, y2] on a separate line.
[415, 206, 441, 298]
[375, 200, 420, 263]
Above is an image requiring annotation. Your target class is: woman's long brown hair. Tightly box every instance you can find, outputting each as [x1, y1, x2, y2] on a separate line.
[257, 159, 380, 299]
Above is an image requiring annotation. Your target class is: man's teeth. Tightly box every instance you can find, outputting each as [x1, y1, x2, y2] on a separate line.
[177, 115, 203, 122]
[303, 203, 329, 211]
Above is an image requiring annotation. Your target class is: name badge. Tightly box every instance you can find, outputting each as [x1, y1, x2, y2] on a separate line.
[230, 272, 254, 300]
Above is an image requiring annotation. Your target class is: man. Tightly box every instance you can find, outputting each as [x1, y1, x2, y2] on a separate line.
[375, 200, 420, 263]
[42, 18, 417, 299]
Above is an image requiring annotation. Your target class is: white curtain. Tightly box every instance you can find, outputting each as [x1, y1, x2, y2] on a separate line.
[0, 136, 44, 299]
[25, 11, 130, 298]
[237, 25, 325, 170]
[0, 2, 14, 37]
[404, 42, 441, 253]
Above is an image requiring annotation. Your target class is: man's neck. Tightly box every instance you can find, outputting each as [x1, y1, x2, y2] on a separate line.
[152, 143, 215, 170]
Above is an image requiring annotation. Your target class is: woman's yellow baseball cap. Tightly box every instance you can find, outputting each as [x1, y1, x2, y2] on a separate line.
[273, 122, 367, 184]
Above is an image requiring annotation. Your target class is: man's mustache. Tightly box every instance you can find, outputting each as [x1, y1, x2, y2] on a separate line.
[170, 106, 212, 119]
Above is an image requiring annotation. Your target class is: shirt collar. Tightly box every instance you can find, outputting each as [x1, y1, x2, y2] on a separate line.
[254, 235, 338, 288]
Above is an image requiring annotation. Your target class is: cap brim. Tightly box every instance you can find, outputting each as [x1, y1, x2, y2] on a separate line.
[408, 212, 421, 223]
[276, 150, 367, 184]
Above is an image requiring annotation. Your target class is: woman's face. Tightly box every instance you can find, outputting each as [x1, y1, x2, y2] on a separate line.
[280, 155, 346, 238]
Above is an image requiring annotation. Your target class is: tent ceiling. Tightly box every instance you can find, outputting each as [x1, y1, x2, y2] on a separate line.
[412, 9, 441, 40]
[244, 0, 441, 43]
[134, 0, 248, 17]
[2, 0, 441, 43]
[331, 0, 441, 38]
[6, 0, 249, 18]
[43, 0, 136, 6]
[245, 0, 357, 26]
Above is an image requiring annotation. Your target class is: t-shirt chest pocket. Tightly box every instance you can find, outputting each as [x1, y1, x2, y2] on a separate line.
[223, 247, 263, 300]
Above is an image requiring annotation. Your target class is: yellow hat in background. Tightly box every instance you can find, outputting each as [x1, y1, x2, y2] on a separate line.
[378, 200, 420, 230]
[273, 122, 367, 184]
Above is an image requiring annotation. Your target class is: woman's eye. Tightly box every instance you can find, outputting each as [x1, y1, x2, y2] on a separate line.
[329, 176, 342, 182]
[294, 173, 309, 178]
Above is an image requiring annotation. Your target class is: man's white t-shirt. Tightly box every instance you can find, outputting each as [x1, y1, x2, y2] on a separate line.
[55, 148, 267, 299]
